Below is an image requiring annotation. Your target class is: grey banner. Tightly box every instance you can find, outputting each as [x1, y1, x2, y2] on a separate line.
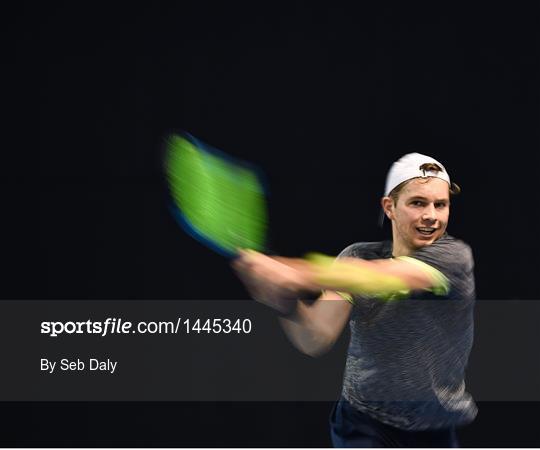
[0, 300, 537, 401]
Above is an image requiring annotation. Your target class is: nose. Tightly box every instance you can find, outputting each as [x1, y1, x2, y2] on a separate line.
[422, 204, 436, 222]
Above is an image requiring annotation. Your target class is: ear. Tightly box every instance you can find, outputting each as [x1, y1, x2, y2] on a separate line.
[381, 196, 395, 220]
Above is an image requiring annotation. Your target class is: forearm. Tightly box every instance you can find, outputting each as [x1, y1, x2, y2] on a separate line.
[306, 253, 436, 294]
[278, 293, 352, 357]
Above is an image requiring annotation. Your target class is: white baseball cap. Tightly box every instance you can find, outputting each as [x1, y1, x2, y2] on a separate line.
[384, 152, 451, 197]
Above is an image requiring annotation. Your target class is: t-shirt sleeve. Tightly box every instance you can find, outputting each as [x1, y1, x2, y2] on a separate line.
[337, 242, 384, 260]
[405, 236, 476, 300]
[337, 244, 359, 259]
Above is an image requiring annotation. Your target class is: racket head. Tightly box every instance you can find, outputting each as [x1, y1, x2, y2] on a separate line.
[163, 132, 269, 258]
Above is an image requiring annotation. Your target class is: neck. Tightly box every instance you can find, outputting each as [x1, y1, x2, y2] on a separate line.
[391, 240, 410, 258]
[391, 223, 411, 257]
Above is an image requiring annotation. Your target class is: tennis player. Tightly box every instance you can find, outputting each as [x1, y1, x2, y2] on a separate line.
[233, 153, 477, 447]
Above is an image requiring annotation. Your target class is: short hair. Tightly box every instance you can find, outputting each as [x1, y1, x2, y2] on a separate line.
[388, 163, 461, 204]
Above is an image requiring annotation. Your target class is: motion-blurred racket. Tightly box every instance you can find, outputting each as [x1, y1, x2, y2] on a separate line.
[164, 132, 269, 258]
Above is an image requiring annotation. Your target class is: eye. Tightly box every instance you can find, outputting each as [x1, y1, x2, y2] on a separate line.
[411, 200, 425, 207]
[435, 202, 448, 209]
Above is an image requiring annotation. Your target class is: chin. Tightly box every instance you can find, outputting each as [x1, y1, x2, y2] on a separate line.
[412, 236, 437, 248]
[414, 233, 444, 248]
[412, 241, 431, 249]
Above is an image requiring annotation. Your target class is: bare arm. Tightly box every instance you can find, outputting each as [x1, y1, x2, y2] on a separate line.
[279, 291, 352, 357]
[308, 254, 441, 294]
[232, 249, 443, 356]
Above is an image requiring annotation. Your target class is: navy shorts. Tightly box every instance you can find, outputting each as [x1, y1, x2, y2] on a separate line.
[329, 397, 459, 448]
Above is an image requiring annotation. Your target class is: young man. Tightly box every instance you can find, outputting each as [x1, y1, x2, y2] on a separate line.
[233, 153, 477, 447]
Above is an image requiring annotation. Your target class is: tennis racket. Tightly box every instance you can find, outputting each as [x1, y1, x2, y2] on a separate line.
[163, 132, 269, 258]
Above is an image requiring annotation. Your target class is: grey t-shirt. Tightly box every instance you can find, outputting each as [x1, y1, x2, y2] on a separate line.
[338, 234, 478, 430]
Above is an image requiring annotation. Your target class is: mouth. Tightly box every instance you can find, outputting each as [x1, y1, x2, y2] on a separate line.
[416, 227, 437, 237]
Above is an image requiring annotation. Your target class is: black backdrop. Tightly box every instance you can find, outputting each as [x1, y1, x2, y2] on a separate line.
[3, 1, 540, 446]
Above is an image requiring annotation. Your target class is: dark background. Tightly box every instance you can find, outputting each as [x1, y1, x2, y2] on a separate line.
[3, 1, 540, 446]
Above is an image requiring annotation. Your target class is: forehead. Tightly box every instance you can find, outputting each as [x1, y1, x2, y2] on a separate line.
[400, 177, 450, 200]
